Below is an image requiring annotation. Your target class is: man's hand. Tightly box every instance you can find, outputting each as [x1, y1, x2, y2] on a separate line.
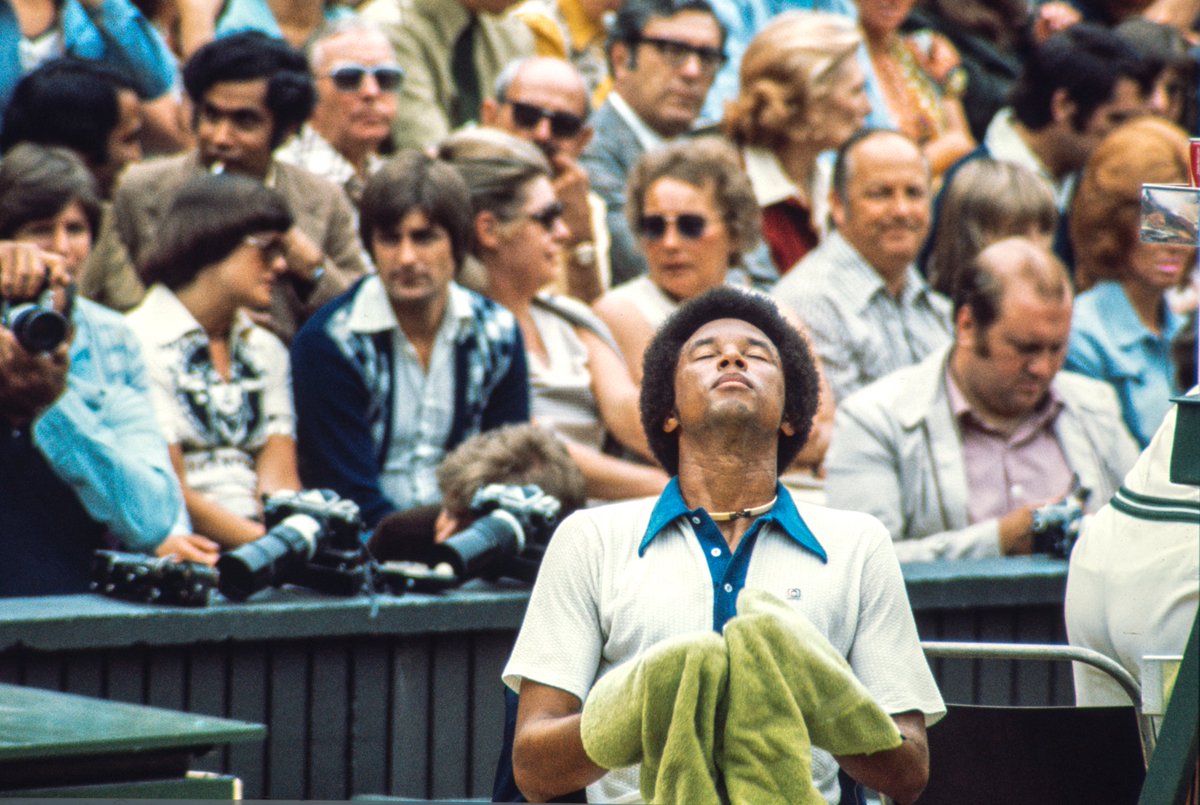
[281, 227, 326, 285]
[551, 154, 594, 247]
[155, 533, 221, 566]
[0, 328, 69, 425]
[998, 504, 1036, 555]
[1031, 2, 1081, 43]
[0, 242, 70, 302]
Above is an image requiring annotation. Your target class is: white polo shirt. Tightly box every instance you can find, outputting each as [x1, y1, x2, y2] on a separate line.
[503, 481, 944, 804]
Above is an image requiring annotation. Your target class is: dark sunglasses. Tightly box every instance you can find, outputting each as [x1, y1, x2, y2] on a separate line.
[507, 101, 585, 138]
[637, 36, 726, 73]
[525, 201, 565, 230]
[245, 234, 287, 262]
[328, 64, 405, 92]
[638, 213, 708, 241]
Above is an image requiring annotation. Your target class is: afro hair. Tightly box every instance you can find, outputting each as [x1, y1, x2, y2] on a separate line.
[639, 286, 820, 475]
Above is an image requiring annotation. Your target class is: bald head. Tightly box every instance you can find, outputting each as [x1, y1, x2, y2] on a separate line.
[958, 236, 1072, 330]
[482, 57, 592, 159]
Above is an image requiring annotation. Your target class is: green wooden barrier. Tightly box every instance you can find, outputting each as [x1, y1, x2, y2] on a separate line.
[1138, 613, 1199, 805]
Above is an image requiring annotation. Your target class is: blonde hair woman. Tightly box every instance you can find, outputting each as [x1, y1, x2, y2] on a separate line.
[723, 12, 870, 275]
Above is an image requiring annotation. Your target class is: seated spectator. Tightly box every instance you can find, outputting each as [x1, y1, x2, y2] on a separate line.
[368, 422, 586, 560]
[511, 0, 615, 106]
[591, 137, 834, 473]
[580, 0, 738, 287]
[0, 57, 143, 198]
[358, 0, 533, 149]
[931, 23, 1150, 274]
[860, 0, 975, 179]
[290, 151, 529, 529]
[0, 0, 175, 127]
[826, 237, 1138, 562]
[1114, 17, 1195, 137]
[275, 19, 400, 207]
[1065, 390, 1199, 710]
[90, 31, 367, 341]
[438, 127, 668, 501]
[175, 0, 354, 58]
[126, 173, 301, 548]
[0, 144, 202, 596]
[480, 56, 610, 302]
[924, 158, 1058, 301]
[772, 129, 951, 403]
[1067, 117, 1193, 447]
[722, 11, 870, 276]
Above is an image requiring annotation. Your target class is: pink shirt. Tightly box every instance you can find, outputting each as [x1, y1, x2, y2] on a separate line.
[945, 369, 1074, 524]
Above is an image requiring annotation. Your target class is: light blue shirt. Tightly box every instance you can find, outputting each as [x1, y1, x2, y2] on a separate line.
[0, 0, 176, 125]
[33, 298, 186, 551]
[1065, 281, 1185, 448]
[215, 0, 354, 41]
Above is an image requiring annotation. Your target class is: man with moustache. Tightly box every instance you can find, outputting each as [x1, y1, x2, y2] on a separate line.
[481, 55, 610, 300]
[825, 237, 1138, 563]
[772, 129, 952, 403]
[580, 0, 726, 286]
[92, 32, 367, 341]
[277, 20, 402, 207]
[290, 151, 529, 529]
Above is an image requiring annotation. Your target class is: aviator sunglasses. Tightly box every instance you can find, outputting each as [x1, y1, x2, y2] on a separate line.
[524, 201, 566, 230]
[638, 213, 708, 241]
[327, 64, 405, 92]
[508, 101, 585, 138]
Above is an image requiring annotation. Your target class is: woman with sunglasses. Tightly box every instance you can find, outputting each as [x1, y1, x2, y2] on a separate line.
[126, 173, 303, 548]
[439, 128, 668, 501]
[592, 137, 835, 475]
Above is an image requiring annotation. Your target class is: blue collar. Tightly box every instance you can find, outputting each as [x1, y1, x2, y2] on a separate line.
[639, 477, 827, 562]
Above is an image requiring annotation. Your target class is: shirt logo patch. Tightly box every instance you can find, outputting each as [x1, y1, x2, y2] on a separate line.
[786, 587, 802, 601]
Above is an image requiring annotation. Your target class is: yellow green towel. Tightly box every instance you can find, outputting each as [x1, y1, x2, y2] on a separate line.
[580, 630, 729, 805]
[579, 589, 903, 804]
[722, 589, 903, 805]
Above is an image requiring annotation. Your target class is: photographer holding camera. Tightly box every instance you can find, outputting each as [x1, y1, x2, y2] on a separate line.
[0, 144, 204, 597]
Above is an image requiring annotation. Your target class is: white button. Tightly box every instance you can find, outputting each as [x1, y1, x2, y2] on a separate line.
[723, 583, 733, 593]
[710, 547, 721, 557]
[691, 516, 701, 525]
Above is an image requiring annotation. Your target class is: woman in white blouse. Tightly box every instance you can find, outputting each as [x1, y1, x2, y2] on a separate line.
[126, 173, 302, 548]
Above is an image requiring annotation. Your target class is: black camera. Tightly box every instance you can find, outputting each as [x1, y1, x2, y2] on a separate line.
[216, 489, 375, 601]
[1, 286, 70, 354]
[91, 550, 218, 607]
[1031, 482, 1090, 559]
[424, 484, 563, 585]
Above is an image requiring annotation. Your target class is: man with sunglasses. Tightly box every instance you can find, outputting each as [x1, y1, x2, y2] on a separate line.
[91, 32, 368, 343]
[360, 0, 534, 150]
[277, 20, 402, 207]
[581, 0, 727, 287]
[481, 56, 610, 301]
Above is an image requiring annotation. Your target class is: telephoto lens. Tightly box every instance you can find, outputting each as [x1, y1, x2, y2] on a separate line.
[428, 509, 526, 580]
[217, 514, 322, 601]
[6, 302, 68, 353]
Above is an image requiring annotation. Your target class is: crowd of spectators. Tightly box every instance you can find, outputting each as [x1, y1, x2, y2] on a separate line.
[0, 0, 1197, 796]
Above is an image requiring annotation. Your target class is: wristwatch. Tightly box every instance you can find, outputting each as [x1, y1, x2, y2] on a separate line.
[570, 242, 597, 268]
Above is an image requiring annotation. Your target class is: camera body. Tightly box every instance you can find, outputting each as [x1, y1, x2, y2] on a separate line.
[428, 484, 564, 584]
[92, 550, 218, 607]
[217, 489, 374, 601]
[1030, 497, 1086, 559]
[1, 288, 70, 354]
